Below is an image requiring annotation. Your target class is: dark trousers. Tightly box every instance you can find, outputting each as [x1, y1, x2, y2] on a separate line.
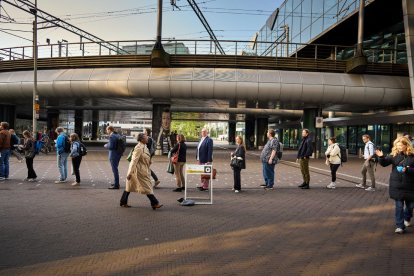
[329, 163, 340, 182]
[72, 156, 82, 183]
[120, 191, 159, 206]
[151, 170, 158, 181]
[25, 157, 37, 179]
[109, 153, 121, 187]
[233, 168, 241, 191]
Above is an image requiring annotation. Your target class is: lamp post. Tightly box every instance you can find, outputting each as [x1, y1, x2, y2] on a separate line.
[31, 0, 38, 137]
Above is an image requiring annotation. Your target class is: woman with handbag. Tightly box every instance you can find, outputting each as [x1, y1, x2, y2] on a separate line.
[170, 134, 187, 192]
[20, 130, 37, 182]
[231, 135, 246, 193]
[120, 132, 163, 210]
[325, 137, 341, 189]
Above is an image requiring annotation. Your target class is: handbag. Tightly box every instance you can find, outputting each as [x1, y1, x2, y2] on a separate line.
[230, 157, 243, 169]
[171, 143, 180, 164]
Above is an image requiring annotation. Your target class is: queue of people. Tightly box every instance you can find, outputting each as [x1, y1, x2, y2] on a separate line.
[3, 122, 414, 234]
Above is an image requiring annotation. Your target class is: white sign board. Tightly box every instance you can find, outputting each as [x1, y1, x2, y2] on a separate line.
[184, 164, 213, 205]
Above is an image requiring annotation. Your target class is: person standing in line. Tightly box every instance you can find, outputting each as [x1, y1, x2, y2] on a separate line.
[106, 126, 122, 190]
[356, 134, 376, 191]
[0, 122, 11, 181]
[231, 135, 246, 193]
[403, 133, 414, 147]
[297, 129, 313, 189]
[9, 129, 23, 163]
[325, 137, 341, 189]
[144, 128, 160, 188]
[69, 133, 82, 186]
[120, 133, 163, 210]
[20, 130, 37, 182]
[55, 127, 69, 183]
[376, 136, 414, 234]
[260, 129, 279, 190]
[196, 128, 213, 191]
[170, 134, 187, 192]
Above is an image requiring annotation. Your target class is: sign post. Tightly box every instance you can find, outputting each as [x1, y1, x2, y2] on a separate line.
[184, 164, 213, 205]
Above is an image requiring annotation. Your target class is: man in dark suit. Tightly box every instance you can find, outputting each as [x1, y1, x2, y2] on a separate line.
[196, 128, 213, 191]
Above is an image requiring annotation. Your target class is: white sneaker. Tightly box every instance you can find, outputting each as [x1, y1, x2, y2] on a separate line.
[0, 177, 5, 181]
[28, 178, 36, 182]
[326, 182, 336, 189]
[395, 227, 405, 234]
[365, 187, 375, 192]
[404, 220, 411, 227]
[71, 182, 80, 186]
[355, 184, 366, 189]
[54, 180, 66, 184]
[234, 190, 240, 193]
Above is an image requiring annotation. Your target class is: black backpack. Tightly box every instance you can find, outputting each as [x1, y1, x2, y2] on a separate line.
[116, 135, 126, 155]
[338, 144, 347, 163]
[277, 141, 283, 160]
[78, 142, 87, 156]
[64, 135, 71, 153]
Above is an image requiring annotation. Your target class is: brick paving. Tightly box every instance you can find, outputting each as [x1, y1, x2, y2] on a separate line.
[0, 146, 413, 275]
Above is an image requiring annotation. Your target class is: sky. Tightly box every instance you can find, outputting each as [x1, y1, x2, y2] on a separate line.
[0, 0, 284, 49]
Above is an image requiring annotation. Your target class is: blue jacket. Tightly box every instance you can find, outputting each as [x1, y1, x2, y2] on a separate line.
[196, 136, 213, 163]
[108, 132, 121, 159]
[56, 133, 67, 155]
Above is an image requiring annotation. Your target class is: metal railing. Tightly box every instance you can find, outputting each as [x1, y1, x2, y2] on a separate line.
[0, 39, 407, 65]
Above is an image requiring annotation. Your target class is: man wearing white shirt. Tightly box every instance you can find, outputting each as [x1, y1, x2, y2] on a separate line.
[356, 134, 376, 191]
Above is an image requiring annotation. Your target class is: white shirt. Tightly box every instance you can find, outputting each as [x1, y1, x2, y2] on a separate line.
[364, 141, 375, 160]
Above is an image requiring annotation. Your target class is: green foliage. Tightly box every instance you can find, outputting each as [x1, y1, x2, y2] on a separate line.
[171, 120, 205, 141]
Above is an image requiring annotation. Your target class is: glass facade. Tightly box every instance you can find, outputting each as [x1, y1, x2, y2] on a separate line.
[253, 0, 406, 63]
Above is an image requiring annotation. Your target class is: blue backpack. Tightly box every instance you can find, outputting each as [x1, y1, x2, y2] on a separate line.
[34, 140, 44, 155]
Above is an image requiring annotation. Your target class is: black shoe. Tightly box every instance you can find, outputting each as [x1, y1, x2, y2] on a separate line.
[298, 182, 307, 188]
[173, 188, 182, 192]
[108, 186, 119, 190]
[197, 187, 208, 191]
[300, 184, 310, 189]
[260, 184, 267, 187]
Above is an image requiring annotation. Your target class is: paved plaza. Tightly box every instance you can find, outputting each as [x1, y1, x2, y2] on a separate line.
[1, 145, 414, 275]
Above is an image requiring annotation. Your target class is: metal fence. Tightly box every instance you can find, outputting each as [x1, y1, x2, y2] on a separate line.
[0, 39, 407, 65]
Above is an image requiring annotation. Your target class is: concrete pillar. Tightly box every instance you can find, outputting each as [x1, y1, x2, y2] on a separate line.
[0, 105, 16, 129]
[256, 101, 268, 148]
[245, 101, 256, 150]
[327, 111, 335, 138]
[228, 100, 237, 145]
[47, 109, 59, 139]
[152, 103, 171, 155]
[403, 0, 414, 107]
[74, 109, 83, 139]
[91, 110, 99, 140]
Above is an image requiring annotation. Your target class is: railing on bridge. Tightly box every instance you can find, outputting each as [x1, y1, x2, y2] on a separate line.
[0, 39, 407, 65]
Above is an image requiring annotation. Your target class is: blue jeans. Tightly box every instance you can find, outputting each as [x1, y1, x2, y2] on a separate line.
[395, 200, 414, 229]
[262, 162, 275, 188]
[109, 152, 121, 187]
[0, 149, 10, 178]
[57, 152, 69, 181]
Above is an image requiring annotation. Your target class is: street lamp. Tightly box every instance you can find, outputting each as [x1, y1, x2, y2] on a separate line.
[31, 0, 38, 137]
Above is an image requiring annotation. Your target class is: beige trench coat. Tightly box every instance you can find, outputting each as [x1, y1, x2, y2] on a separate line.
[125, 142, 153, 194]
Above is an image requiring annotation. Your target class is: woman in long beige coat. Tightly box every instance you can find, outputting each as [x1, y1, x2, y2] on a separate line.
[120, 133, 163, 210]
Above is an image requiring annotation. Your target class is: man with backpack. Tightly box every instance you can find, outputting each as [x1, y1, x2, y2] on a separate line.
[144, 128, 160, 188]
[356, 134, 376, 191]
[55, 127, 70, 183]
[106, 126, 123, 190]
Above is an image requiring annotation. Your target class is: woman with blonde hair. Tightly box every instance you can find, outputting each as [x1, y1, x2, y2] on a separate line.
[376, 136, 414, 234]
[170, 134, 187, 192]
[20, 130, 37, 182]
[231, 135, 246, 193]
[120, 132, 163, 210]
